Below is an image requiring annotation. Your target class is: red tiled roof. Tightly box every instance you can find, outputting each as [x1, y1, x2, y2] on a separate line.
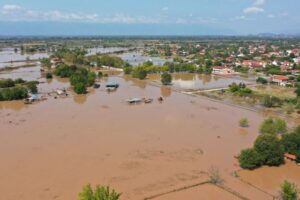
[284, 153, 297, 160]
[273, 75, 289, 81]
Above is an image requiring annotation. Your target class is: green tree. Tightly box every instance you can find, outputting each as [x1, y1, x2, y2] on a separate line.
[259, 118, 287, 135]
[239, 148, 263, 169]
[295, 86, 300, 98]
[74, 83, 87, 94]
[254, 134, 284, 166]
[161, 72, 172, 85]
[79, 184, 121, 200]
[280, 180, 298, 200]
[239, 118, 249, 127]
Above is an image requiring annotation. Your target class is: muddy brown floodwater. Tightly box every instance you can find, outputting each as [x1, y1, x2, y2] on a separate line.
[0, 75, 299, 200]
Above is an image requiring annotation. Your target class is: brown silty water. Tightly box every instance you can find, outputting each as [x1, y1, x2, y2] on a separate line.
[0, 73, 299, 200]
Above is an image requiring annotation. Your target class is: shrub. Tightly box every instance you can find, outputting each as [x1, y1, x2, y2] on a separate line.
[123, 66, 133, 75]
[262, 95, 283, 108]
[259, 117, 287, 135]
[54, 64, 77, 78]
[208, 166, 223, 184]
[74, 83, 87, 94]
[0, 79, 15, 88]
[161, 72, 172, 85]
[132, 68, 148, 80]
[25, 81, 38, 94]
[280, 180, 298, 200]
[281, 128, 300, 154]
[79, 184, 121, 200]
[239, 118, 249, 127]
[239, 149, 263, 169]
[98, 71, 103, 78]
[46, 73, 53, 79]
[256, 77, 268, 84]
[0, 86, 28, 101]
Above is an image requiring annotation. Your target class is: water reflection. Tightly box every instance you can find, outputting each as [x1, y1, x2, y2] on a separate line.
[0, 101, 29, 111]
[123, 75, 147, 89]
[73, 95, 87, 105]
[161, 86, 172, 97]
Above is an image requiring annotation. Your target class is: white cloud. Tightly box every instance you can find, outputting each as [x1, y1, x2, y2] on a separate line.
[162, 7, 169, 11]
[267, 14, 275, 18]
[253, 0, 265, 6]
[0, 4, 219, 25]
[243, 6, 264, 14]
[2, 4, 22, 14]
[243, 0, 265, 14]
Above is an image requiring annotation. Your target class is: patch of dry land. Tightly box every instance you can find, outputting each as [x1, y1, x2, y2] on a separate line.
[0, 75, 299, 200]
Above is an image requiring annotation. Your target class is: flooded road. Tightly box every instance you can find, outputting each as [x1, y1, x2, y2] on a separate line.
[0, 74, 276, 200]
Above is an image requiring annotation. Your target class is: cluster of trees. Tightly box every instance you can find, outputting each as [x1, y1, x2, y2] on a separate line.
[54, 64, 96, 94]
[54, 47, 87, 65]
[125, 61, 213, 80]
[88, 55, 125, 68]
[239, 117, 300, 169]
[228, 83, 253, 96]
[79, 184, 120, 200]
[0, 78, 38, 101]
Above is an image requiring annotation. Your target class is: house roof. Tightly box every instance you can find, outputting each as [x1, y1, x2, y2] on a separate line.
[284, 153, 297, 160]
[273, 75, 289, 81]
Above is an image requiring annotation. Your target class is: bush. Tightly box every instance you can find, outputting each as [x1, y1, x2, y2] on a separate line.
[54, 64, 77, 78]
[259, 117, 287, 135]
[239, 149, 263, 169]
[46, 73, 53, 79]
[228, 83, 252, 96]
[0, 86, 28, 101]
[98, 71, 103, 78]
[280, 180, 298, 200]
[79, 184, 121, 200]
[254, 134, 284, 166]
[0, 79, 15, 88]
[123, 66, 133, 75]
[256, 77, 268, 84]
[281, 128, 300, 155]
[262, 95, 283, 108]
[161, 72, 172, 85]
[132, 68, 148, 80]
[239, 118, 249, 127]
[26, 81, 38, 94]
[74, 83, 87, 94]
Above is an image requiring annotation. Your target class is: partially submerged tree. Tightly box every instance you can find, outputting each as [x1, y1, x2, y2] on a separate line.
[208, 166, 223, 184]
[239, 118, 249, 127]
[79, 184, 121, 200]
[161, 72, 172, 85]
[259, 117, 287, 135]
[280, 180, 298, 200]
[239, 148, 263, 169]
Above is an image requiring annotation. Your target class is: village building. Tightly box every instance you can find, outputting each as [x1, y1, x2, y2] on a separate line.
[271, 75, 289, 86]
[212, 66, 235, 75]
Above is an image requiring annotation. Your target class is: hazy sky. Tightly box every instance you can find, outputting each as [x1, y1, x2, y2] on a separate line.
[0, 0, 299, 35]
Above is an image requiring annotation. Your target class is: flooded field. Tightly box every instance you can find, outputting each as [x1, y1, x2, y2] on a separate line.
[119, 52, 172, 66]
[0, 72, 279, 200]
[0, 48, 48, 68]
[238, 160, 300, 197]
[148, 73, 254, 90]
[0, 68, 298, 200]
